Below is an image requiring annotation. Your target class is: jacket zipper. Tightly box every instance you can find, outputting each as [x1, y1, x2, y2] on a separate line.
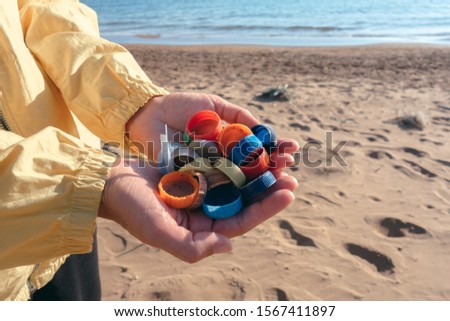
[0, 89, 11, 131]
[0, 93, 11, 131]
[27, 263, 41, 295]
[0, 110, 11, 131]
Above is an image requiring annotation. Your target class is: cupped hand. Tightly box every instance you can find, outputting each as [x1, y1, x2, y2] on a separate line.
[99, 92, 300, 263]
[98, 157, 298, 263]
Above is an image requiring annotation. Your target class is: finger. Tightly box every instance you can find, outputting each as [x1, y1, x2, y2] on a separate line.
[254, 172, 298, 200]
[219, 190, 295, 238]
[269, 152, 295, 171]
[152, 222, 233, 263]
[272, 170, 289, 179]
[211, 95, 260, 128]
[264, 172, 298, 197]
[275, 138, 300, 154]
[186, 171, 296, 234]
[213, 174, 298, 238]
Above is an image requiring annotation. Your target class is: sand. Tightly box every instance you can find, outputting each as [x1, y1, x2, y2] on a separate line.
[97, 44, 450, 301]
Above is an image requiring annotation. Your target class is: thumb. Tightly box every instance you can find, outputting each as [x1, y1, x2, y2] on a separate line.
[158, 227, 233, 263]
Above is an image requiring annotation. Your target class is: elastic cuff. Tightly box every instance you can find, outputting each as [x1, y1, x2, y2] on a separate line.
[104, 80, 169, 145]
[62, 147, 116, 254]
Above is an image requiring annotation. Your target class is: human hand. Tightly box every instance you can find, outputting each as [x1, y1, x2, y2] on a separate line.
[105, 92, 299, 263]
[98, 156, 298, 263]
[126, 93, 299, 170]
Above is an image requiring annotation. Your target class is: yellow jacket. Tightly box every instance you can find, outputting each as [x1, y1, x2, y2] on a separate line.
[0, 0, 167, 300]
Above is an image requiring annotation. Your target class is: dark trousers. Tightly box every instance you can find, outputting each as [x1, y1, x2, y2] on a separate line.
[31, 230, 101, 301]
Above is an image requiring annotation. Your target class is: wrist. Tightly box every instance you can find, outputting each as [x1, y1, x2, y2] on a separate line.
[126, 95, 165, 133]
[125, 95, 165, 160]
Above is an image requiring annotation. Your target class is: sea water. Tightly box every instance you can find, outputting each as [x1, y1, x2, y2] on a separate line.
[81, 0, 450, 46]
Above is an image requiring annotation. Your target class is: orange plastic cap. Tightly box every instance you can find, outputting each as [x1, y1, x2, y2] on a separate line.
[158, 172, 199, 209]
[217, 123, 252, 157]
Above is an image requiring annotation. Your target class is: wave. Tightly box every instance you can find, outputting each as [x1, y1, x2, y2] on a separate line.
[286, 25, 349, 32]
[191, 25, 279, 31]
[135, 33, 161, 39]
[188, 24, 350, 32]
[350, 32, 450, 39]
[102, 20, 137, 26]
[350, 34, 391, 38]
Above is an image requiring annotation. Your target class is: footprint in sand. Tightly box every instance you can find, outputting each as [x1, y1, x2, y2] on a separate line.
[365, 216, 430, 239]
[301, 136, 322, 145]
[368, 196, 381, 202]
[340, 150, 355, 158]
[346, 140, 362, 148]
[392, 164, 416, 178]
[308, 116, 321, 124]
[435, 159, 450, 168]
[345, 243, 395, 274]
[262, 118, 275, 125]
[402, 147, 428, 158]
[436, 105, 450, 112]
[419, 138, 443, 146]
[432, 116, 450, 126]
[289, 122, 311, 132]
[393, 160, 438, 179]
[265, 288, 290, 301]
[378, 217, 430, 238]
[279, 220, 317, 247]
[345, 140, 362, 147]
[367, 150, 394, 160]
[403, 160, 437, 178]
[150, 291, 172, 301]
[362, 132, 389, 143]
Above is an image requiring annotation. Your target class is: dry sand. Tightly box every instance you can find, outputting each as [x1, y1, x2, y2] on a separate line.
[97, 44, 450, 300]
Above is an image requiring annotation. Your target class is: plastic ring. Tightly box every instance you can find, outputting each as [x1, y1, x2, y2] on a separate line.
[217, 123, 252, 157]
[240, 148, 270, 181]
[188, 140, 222, 162]
[179, 157, 214, 173]
[213, 157, 246, 188]
[204, 168, 232, 190]
[187, 172, 208, 209]
[240, 171, 277, 205]
[229, 134, 263, 166]
[171, 147, 200, 171]
[186, 110, 222, 141]
[251, 124, 277, 153]
[157, 142, 185, 175]
[202, 183, 243, 219]
[158, 172, 199, 209]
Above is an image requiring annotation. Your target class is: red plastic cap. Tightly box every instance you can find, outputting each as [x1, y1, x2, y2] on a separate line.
[186, 110, 222, 141]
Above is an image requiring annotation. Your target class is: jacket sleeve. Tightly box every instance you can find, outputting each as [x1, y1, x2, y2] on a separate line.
[18, 0, 169, 145]
[0, 127, 114, 270]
